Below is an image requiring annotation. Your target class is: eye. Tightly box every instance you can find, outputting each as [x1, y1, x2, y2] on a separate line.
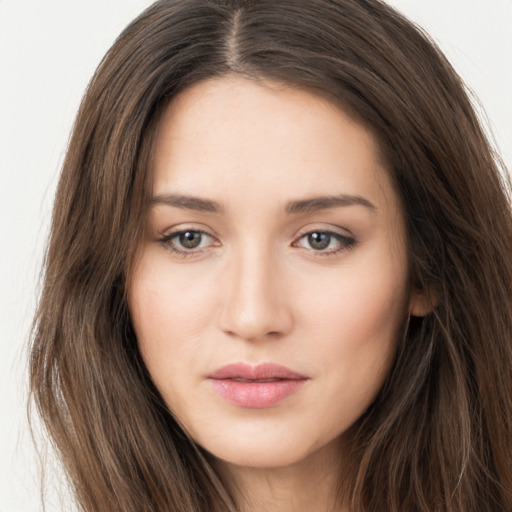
[176, 230, 206, 249]
[294, 230, 356, 255]
[158, 229, 217, 255]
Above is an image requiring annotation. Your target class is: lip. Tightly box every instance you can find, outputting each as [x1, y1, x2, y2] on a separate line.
[208, 363, 309, 408]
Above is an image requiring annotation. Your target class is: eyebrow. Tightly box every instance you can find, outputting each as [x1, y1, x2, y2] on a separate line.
[151, 194, 224, 213]
[151, 193, 376, 214]
[285, 194, 377, 214]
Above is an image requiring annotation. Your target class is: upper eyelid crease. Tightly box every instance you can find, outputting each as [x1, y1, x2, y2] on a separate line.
[159, 228, 215, 241]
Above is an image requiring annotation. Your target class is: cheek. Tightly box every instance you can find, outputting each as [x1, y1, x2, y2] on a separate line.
[299, 253, 408, 343]
[128, 251, 218, 375]
[132, 249, 216, 325]
[128, 253, 222, 430]
[295, 250, 408, 415]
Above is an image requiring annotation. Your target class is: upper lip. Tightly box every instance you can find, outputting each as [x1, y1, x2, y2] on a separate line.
[208, 362, 308, 380]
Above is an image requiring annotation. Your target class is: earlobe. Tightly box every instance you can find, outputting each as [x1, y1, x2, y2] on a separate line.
[409, 287, 438, 317]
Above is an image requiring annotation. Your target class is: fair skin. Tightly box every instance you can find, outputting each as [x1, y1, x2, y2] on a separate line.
[128, 74, 428, 511]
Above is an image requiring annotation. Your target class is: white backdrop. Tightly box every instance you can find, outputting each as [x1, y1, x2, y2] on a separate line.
[1, 1, 510, 510]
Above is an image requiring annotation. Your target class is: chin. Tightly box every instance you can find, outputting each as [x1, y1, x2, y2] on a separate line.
[193, 424, 335, 470]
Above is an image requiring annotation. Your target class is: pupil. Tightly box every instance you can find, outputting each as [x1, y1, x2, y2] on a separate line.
[308, 232, 330, 250]
[179, 231, 201, 249]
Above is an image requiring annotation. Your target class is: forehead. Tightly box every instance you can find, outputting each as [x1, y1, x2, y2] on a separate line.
[152, 74, 396, 214]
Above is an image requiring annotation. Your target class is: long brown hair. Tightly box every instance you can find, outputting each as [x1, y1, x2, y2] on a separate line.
[30, 1, 512, 510]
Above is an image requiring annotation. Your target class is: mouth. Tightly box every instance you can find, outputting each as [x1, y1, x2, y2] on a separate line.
[208, 362, 309, 408]
[229, 377, 288, 383]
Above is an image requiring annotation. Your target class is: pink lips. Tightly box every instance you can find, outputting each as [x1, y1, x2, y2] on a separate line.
[208, 363, 308, 408]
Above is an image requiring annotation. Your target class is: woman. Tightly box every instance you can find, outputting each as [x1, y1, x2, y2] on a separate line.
[29, 0, 512, 511]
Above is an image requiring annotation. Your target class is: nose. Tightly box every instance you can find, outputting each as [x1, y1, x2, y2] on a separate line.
[217, 245, 294, 342]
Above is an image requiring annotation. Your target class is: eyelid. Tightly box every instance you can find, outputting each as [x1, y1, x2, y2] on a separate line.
[158, 228, 214, 244]
[155, 224, 357, 258]
[157, 225, 220, 257]
[292, 226, 357, 256]
[294, 223, 354, 239]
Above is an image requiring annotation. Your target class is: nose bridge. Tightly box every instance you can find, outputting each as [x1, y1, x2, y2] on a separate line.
[219, 239, 293, 341]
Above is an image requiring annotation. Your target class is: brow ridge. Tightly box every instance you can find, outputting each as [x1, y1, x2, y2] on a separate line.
[151, 193, 376, 214]
[285, 194, 377, 214]
[151, 194, 223, 213]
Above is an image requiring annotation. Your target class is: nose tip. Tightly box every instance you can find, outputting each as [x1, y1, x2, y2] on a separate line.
[217, 255, 294, 342]
[221, 305, 291, 341]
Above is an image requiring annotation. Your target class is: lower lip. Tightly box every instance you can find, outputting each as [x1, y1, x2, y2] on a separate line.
[209, 379, 307, 408]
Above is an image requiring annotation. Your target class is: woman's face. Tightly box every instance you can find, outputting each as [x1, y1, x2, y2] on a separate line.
[128, 74, 423, 470]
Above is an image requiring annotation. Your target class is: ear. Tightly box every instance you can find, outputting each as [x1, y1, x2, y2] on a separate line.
[408, 286, 438, 317]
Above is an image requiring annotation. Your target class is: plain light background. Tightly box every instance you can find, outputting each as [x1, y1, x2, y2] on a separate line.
[1, 1, 511, 510]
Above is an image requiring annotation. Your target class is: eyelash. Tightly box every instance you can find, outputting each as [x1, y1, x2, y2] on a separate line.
[157, 228, 357, 258]
[157, 229, 216, 257]
[293, 230, 357, 256]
